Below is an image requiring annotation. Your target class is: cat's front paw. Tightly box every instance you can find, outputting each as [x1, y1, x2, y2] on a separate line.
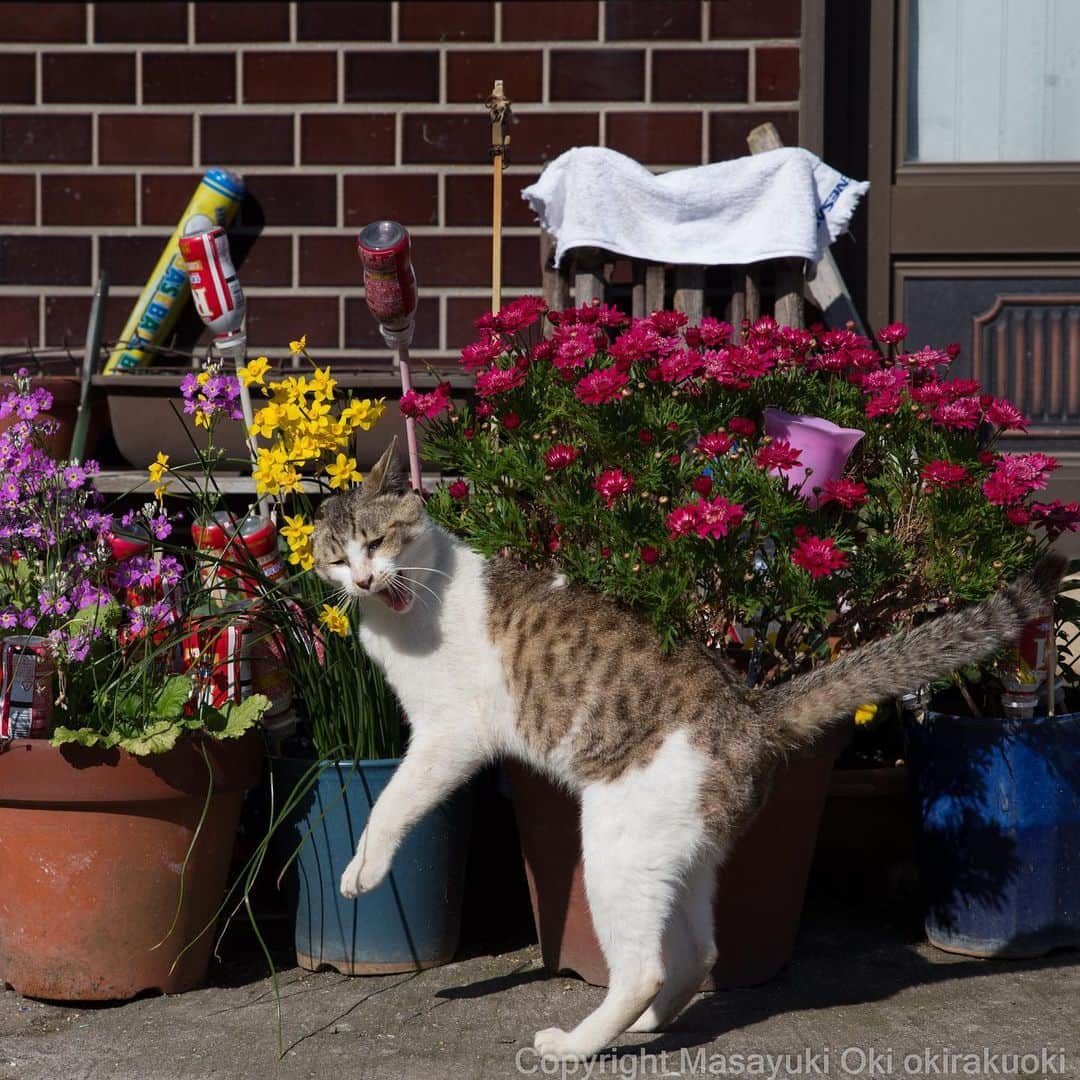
[339, 843, 392, 899]
[533, 1027, 584, 1062]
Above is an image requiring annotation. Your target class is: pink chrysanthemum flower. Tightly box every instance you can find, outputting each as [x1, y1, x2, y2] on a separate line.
[819, 478, 868, 508]
[931, 396, 982, 430]
[920, 461, 970, 489]
[400, 381, 452, 419]
[665, 503, 701, 537]
[728, 416, 757, 438]
[544, 443, 579, 470]
[593, 468, 633, 508]
[696, 432, 734, 458]
[791, 535, 849, 579]
[985, 398, 1029, 431]
[1030, 500, 1080, 538]
[981, 453, 1059, 505]
[876, 322, 909, 344]
[575, 366, 629, 405]
[693, 496, 745, 540]
[459, 335, 504, 372]
[475, 365, 527, 398]
[754, 439, 802, 472]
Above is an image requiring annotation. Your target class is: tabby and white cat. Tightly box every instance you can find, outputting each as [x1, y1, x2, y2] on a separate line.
[312, 442, 1063, 1062]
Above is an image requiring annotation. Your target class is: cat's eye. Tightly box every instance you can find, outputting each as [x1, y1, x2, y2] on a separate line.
[367, 537, 383, 555]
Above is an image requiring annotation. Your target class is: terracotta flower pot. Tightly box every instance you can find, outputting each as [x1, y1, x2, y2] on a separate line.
[505, 722, 849, 989]
[0, 733, 262, 1001]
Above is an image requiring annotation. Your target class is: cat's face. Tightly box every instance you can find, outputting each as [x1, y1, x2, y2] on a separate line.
[312, 443, 428, 614]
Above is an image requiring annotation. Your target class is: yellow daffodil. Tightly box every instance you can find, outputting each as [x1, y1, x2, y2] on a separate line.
[153, 483, 170, 503]
[288, 537, 315, 571]
[320, 603, 350, 637]
[239, 356, 271, 387]
[193, 409, 211, 429]
[310, 366, 337, 402]
[289, 334, 308, 355]
[147, 451, 169, 485]
[854, 703, 878, 726]
[326, 453, 362, 490]
[280, 512, 314, 549]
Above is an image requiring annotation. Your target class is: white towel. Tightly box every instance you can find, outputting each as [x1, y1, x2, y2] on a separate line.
[521, 146, 869, 268]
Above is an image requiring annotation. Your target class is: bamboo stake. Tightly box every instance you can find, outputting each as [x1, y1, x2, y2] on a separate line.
[486, 80, 511, 314]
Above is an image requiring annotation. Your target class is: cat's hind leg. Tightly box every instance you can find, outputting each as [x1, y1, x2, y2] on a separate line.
[628, 852, 721, 1032]
[533, 731, 705, 1061]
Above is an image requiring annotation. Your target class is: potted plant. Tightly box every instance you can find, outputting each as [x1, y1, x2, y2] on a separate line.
[408, 299, 1073, 986]
[0, 371, 268, 1002]
[905, 561, 1080, 958]
[169, 344, 473, 976]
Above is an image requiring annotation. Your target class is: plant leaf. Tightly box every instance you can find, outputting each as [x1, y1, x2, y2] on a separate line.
[150, 675, 194, 720]
[203, 694, 271, 739]
[117, 719, 186, 756]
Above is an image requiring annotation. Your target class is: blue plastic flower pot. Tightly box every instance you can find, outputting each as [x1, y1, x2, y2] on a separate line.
[273, 758, 472, 974]
[905, 710, 1080, 958]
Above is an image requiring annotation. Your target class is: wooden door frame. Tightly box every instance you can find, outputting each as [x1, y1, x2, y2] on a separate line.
[865, 0, 1080, 332]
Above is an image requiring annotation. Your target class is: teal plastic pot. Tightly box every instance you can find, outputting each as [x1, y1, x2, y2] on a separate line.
[273, 758, 472, 974]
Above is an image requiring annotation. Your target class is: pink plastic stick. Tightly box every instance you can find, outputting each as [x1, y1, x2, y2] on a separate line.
[397, 345, 423, 492]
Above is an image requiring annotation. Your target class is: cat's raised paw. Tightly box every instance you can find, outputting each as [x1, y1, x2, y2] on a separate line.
[533, 1027, 585, 1062]
[339, 848, 391, 899]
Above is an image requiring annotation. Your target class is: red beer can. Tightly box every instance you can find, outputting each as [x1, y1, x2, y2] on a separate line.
[178, 225, 245, 339]
[0, 635, 55, 739]
[357, 221, 417, 331]
[182, 609, 292, 722]
[191, 512, 287, 600]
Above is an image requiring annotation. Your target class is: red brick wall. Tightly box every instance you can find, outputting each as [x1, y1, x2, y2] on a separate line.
[0, 1, 801, 365]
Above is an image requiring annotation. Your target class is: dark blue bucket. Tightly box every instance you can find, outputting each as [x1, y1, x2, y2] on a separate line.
[905, 710, 1080, 957]
[273, 758, 472, 974]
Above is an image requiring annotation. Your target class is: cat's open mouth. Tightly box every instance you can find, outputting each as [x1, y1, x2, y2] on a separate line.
[375, 588, 412, 613]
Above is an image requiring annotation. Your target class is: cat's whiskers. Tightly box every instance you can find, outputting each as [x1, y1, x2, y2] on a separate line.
[394, 572, 442, 605]
[395, 565, 452, 580]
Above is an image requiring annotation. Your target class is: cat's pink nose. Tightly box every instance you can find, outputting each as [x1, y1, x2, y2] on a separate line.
[353, 574, 372, 591]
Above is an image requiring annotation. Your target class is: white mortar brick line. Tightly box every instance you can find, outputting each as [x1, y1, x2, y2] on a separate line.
[597, 109, 606, 147]
[644, 47, 652, 105]
[338, 293, 345, 351]
[294, 113, 302, 169]
[34, 49, 41, 105]
[438, 47, 447, 104]
[236, 48, 243, 106]
[134, 170, 142, 226]
[701, 111, 709, 164]
[748, 46, 756, 104]
[187, 2, 195, 46]
[91, 113, 99, 167]
[437, 172, 446, 228]
[36, 294, 45, 349]
[598, 0, 606, 43]
[290, 232, 299, 290]
[335, 170, 342, 228]
[702, 0, 710, 41]
[86, 3, 94, 44]
[494, 1, 503, 44]
[289, 1, 298, 44]
[541, 45, 550, 104]
[192, 109, 201, 166]
[337, 46, 345, 105]
[135, 50, 143, 107]
[391, 1, 400, 44]
[33, 172, 41, 228]
[0, 39, 798, 54]
[394, 111, 403, 167]
[7, 99, 786, 116]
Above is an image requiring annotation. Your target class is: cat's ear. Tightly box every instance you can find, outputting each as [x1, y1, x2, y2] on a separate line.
[361, 438, 403, 499]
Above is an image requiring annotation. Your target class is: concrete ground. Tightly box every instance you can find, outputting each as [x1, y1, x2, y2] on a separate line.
[1, 894, 1077, 1080]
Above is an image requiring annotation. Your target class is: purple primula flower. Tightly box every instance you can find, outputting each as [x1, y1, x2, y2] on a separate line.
[0, 609, 17, 629]
[19, 610, 37, 630]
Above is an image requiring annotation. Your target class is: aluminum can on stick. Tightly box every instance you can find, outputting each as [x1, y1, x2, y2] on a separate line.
[178, 222, 246, 342]
[0, 636, 55, 739]
[357, 221, 417, 333]
[103, 168, 245, 373]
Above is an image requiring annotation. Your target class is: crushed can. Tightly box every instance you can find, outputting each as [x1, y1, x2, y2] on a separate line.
[0, 636, 55, 739]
